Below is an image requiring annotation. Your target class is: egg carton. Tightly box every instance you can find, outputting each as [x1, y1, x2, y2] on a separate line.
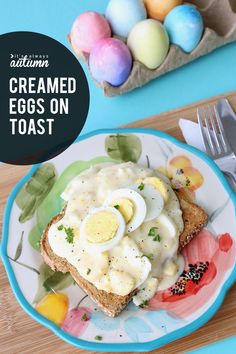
[70, 0, 236, 97]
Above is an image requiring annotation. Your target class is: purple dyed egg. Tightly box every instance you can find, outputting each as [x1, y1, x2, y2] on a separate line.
[89, 38, 132, 87]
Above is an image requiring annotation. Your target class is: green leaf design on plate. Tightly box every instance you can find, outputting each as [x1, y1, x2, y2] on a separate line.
[13, 231, 24, 261]
[16, 163, 56, 223]
[105, 134, 142, 163]
[29, 156, 114, 251]
[33, 263, 74, 304]
[28, 224, 42, 251]
[43, 272, 72, 291]
[8, 230, 39, 274]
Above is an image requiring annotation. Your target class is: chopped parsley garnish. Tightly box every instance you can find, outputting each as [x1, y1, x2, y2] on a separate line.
[57, 224, 75, 243]
[138, 182, 145, 191]
[148, 227, 158, 236]
[114, 204, 120, 210]
[142, 253, 154, 261]
[139, 300, 149, 308]
[185, 177, 191, 187]
[81, 313, 89, 321]
[148, 227, 161, 242]
[64, 227, 74, 243]
[87, 268, 91, 275]
[154, 234, 161, 242]
[95, 335, 103, 341]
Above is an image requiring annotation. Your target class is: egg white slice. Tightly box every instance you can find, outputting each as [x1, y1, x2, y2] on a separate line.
[131, 184, 164, 222]
[157, 212, 177, 238]
[80, 206, 126, 252]
[104, 188, 147, 233]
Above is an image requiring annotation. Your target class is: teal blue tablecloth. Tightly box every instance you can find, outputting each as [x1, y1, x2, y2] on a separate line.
[1, 1, 235, 352]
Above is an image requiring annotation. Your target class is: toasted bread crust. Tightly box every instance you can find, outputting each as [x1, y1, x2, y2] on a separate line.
[176, 191, 208, 251]
[41, 193, 208, 317]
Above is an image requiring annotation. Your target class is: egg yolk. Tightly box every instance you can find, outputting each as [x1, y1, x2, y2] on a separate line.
[138, 177, 169, 203]
[113, 198, 134, 223]
[85, 211, 119, 243]
[73, 227, 80, 238]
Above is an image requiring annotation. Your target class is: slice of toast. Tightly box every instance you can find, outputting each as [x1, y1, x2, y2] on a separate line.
[41, 193, 208, 317]
[175, 191, 208, 251]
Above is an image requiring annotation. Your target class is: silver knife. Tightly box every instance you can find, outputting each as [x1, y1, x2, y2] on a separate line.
[217, 99, 236, 154]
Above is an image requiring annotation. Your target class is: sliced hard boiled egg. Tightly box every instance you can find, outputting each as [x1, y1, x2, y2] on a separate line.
[137, 177, 170, 203]
[157, 213, 177, 238]
[113, 198, 134, 223]
[134, 184, 164, 222]
[80, 207, 126, 252]
[104, 188, 147, 233]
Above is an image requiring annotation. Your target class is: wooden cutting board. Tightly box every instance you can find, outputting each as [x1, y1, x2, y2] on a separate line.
[1, 91, 236, 354]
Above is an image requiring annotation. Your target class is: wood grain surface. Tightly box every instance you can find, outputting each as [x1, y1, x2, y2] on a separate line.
[1, 91, 236, 354]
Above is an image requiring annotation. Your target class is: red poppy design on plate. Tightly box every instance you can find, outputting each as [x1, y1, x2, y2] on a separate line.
[150, 230, 235, 318]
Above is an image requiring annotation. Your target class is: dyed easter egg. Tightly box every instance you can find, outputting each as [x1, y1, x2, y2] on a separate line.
[144, 0, 183, 21]
[164, 5, 204, 53]
[70, 12, 111, 54]
[127, 19, 169, 70]
[106, 0, 147, 38]
[89, 38, 132, 86]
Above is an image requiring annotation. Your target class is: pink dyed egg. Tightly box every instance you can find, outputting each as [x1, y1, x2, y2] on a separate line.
[70, 12, 111, 54]
[89, 38, 133, 87]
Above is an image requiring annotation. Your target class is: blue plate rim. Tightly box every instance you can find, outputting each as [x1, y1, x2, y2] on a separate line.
[1, 128, 236, 352]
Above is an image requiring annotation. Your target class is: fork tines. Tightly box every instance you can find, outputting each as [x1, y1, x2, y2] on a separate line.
[197, 105, 231, 158]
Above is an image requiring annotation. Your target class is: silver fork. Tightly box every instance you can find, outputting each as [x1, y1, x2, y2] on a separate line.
[197, 105, 236, 190]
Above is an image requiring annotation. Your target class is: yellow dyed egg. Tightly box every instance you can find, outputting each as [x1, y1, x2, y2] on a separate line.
[144, 0, 183, 21]
[127, 19, 169, 70]
[36, 293, 69, 325]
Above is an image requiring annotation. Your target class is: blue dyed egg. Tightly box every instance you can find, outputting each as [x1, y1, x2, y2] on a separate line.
[164, 4, 204, 53]
[106, 0, 147, 38]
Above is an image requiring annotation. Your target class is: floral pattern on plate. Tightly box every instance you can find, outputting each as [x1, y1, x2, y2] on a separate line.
[1, 129, 236, 351]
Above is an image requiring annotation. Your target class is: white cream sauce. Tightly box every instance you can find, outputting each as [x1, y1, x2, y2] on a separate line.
[48, 162, 184, 305]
